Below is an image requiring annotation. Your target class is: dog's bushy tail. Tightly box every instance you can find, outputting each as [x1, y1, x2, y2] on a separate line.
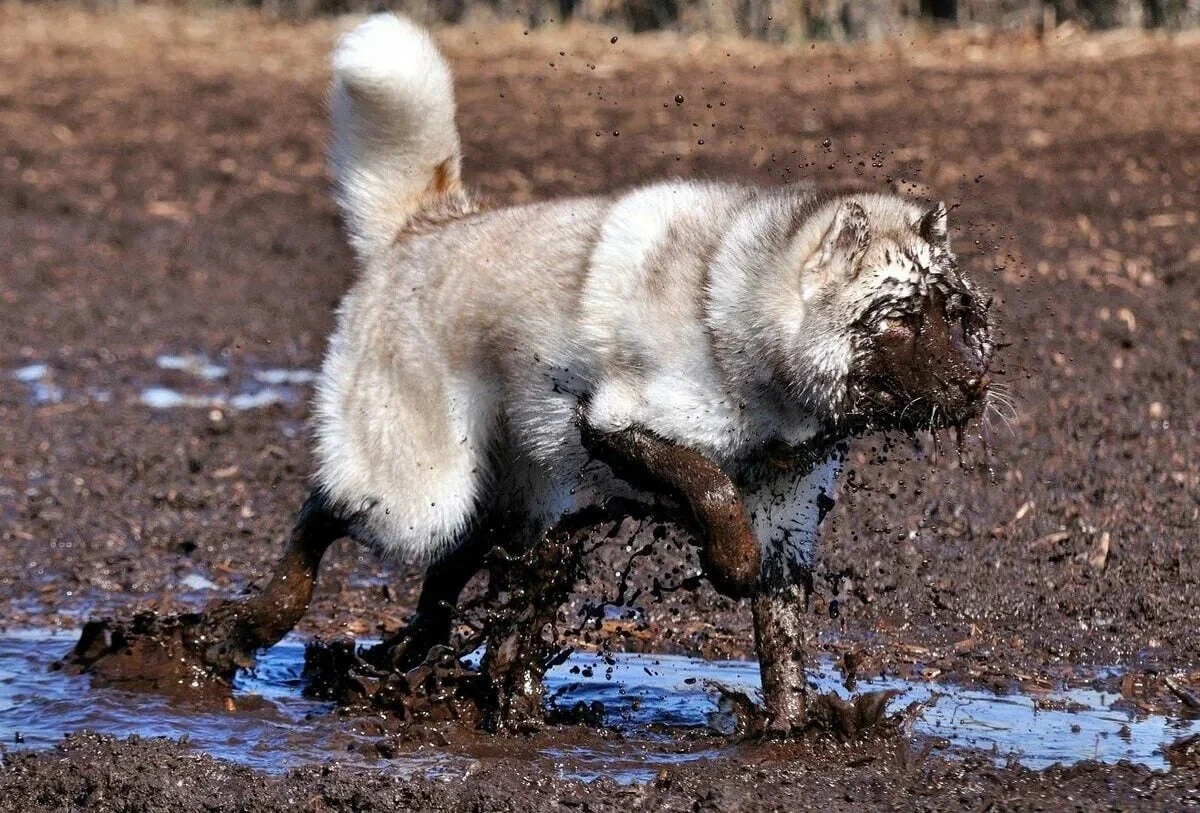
[329, 14, 464, 260]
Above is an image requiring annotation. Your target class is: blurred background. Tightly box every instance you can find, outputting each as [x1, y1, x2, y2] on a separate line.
[60, 0, 1200, 38]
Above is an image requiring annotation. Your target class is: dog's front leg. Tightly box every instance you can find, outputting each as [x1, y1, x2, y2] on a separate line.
[579, 422, 760, 599]
[741, 447, 845, 733]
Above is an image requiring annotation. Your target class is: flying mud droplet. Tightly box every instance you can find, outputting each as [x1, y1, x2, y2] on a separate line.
[674, 94, 684, 105]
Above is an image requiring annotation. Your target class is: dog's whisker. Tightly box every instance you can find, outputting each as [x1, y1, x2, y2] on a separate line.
[984, 402, 1017, 436]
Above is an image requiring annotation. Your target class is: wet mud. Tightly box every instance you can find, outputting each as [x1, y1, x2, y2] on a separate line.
[5, 632, 1200, 809]
[300, 527, 592, 731]
[59, 515, 614, 732]
[3, 4, 1200, 808]
[65, 611, 234, 694]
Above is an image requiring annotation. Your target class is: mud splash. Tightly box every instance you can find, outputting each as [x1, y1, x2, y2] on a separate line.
[2, 630, 1195, 780]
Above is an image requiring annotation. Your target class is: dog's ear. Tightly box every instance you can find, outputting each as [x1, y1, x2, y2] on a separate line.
[805, 200, 871, 286]
[916, 201, 948, 245]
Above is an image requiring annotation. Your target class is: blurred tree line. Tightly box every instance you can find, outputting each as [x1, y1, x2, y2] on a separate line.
[69, 0, 1200, 37]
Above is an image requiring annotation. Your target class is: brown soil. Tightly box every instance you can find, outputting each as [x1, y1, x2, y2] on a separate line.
[4, 730, 1200, 812]
[2, 5, 1199, 808]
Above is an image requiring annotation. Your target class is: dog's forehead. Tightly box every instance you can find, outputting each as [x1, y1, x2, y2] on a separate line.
[846, 238, 932, 310]
[850, 239, 983, 331]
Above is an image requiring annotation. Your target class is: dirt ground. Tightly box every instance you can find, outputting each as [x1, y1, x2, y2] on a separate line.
[3, 729, 1200, 812]
[2, 5, 1199, 809]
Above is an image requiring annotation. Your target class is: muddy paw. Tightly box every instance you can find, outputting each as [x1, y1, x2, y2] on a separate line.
[180, 598, 266, 677]
[64, 594, 286, 696]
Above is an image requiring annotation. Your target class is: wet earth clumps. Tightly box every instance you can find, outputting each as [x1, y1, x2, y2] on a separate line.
[708, 682, 911, 742]
[60, 519, 603, 732]
[63, 601, 279, 697]
[302, 528, 590, 732]
[64, 611, 234, 695]
[302, 639, 493, 728]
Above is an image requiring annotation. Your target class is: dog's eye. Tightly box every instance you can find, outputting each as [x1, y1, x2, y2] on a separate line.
[878, 314, 919, 339]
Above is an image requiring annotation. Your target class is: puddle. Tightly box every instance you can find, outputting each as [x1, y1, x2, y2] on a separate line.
[12, 356, 317, 412]
[142, 356, 316, 411]
[13, 363, 50, 383]
[140, 357, 315, 411]
[178, 573, 221, 592]
[155, 354, 228, 381]
[11, 363, 64, 405]
[252, 369, 317, 386]
[139, 357, 315, 412]
[0, 631, 1194, 780]
[139, 387, 222, 410]
[229, 389, 287, 410]
[139, 386, 295, 412]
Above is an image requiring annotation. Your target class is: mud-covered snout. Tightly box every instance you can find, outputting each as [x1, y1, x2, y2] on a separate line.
[852, 290, 993, 430]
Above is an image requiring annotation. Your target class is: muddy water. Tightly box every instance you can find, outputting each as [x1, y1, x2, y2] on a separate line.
[1, 631, 1193, 781]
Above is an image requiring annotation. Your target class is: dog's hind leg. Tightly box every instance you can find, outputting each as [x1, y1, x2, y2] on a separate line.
[367, 518, 496, 672]
[68, 488, 347, 689]
[190, 488, 348, 675]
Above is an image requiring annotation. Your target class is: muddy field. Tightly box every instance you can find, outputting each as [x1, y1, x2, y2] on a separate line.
[2, 5, 1200, 809]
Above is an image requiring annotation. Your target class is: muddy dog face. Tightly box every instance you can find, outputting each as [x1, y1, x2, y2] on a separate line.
[762, 195, 996, 434]
[844, 202, 995, 432]
[851, 288, 993, 431]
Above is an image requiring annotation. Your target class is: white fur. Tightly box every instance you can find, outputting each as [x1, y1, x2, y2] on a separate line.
[580, 182, 752, 457]
[329, 14, 463, 260]
[744, 452, 844, 579]
[316, 15, 978, 577]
